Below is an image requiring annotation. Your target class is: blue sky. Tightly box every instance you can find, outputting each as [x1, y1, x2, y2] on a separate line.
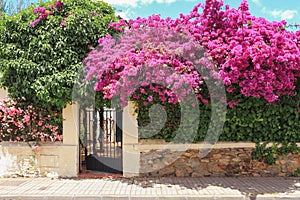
[5, 0, 300, 27]
[103, 0, 300, 27]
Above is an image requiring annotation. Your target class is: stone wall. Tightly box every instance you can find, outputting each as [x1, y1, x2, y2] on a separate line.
[139, 142, 300, 177]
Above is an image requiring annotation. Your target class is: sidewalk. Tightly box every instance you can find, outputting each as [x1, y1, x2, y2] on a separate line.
[0, 176, 299, 200]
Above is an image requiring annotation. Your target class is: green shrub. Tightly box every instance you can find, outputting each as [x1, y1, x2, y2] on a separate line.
[0, 0, 118, 110]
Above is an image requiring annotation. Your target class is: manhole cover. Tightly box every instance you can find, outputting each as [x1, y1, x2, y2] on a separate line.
[0, 180, 26, 186]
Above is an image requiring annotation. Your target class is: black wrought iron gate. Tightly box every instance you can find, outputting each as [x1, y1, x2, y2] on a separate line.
[80, 107, 123, 174]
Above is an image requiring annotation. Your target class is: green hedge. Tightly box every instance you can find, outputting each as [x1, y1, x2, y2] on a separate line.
[138, 94, 300, 143]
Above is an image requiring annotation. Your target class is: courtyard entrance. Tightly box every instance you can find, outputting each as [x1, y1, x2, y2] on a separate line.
[79, 107, 123, 174]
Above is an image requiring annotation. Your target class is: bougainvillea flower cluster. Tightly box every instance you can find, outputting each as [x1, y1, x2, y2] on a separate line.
[84, 0, 300, 107]
[30, 1, 102, 28]
[30, 1, 62, 27]
[181, 0, 300, 102]
[83, 14, 222, 107]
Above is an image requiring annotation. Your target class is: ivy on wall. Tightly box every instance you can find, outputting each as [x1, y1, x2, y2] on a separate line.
[138, 94, 300, 144]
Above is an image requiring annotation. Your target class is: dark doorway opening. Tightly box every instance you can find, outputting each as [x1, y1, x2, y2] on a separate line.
[79, 107, 123, 174]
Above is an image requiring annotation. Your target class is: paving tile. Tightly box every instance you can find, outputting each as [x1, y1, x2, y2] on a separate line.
[130, 196, 159, 200]
[157, 196, 188, 200]
[74, 197, 106, 200]
[0, 195, 73, 200]
[0, 180, 27, 186]
[101, 196, 129, 200]
[187, 196, 245, 200]
[0, 177, 298, 200]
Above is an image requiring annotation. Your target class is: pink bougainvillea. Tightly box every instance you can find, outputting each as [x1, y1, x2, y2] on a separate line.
[182, 0, 300, 102]
[29, 1, 62, 27]
[84, 0, 300, 107]
[30, 6, 52, 27]
[55, 1, 63, 8]
[30, 1, 102, 28]
[83, 14, 215, 107]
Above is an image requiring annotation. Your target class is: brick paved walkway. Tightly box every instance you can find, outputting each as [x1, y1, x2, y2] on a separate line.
[0, 177, 299, 199]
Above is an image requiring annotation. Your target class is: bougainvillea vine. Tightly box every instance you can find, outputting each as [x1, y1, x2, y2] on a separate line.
[84, 0, 300, 107]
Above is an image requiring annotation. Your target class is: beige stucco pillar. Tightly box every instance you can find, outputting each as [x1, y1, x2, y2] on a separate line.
[0, 88, 8, 99]
[63, 103, 80, 146]
[122, 101, 140, 177]
[61, 103, 79, 177]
